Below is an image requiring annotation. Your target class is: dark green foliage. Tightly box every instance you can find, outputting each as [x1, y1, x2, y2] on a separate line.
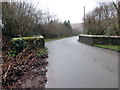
[37, 47, 48, 56]
[7, 50, 16, 57]
[11, 36, 45, 56]
[63, 20, 73, 36]
[42, 33, 58, 39]
[11, 38, 26, 55]
[34, 38, 45, 48]
[21, 37, 44, 48]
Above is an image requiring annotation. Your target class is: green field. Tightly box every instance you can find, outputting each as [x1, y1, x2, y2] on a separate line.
[94, 45, 120, 51]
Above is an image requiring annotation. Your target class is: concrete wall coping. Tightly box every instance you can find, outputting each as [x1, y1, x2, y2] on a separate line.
[79, 34, 120, 38]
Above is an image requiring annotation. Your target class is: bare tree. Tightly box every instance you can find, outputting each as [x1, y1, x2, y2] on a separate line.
[2, 0, 73, 40]
[112, 0, 120, 35]
[84, 2, 118, 35]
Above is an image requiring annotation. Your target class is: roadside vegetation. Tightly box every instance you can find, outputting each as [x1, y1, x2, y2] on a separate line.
[2, 0, 74, 62]
[2, 37, 48, 88]
[94, 45, 120, 51]
[1, 0, 74, 88]
[2, 1, 73, 43]
[84, 1, 120, 36]
[82, 1, 120, 51]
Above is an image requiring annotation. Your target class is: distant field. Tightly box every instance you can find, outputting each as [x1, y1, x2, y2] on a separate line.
[94, 45, 120, 51]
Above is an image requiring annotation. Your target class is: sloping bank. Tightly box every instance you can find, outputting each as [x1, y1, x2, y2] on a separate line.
[2, 36, 48, 88]
[78, 34, 120, 51]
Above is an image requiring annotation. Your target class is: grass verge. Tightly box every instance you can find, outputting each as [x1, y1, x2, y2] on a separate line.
[94, 45, 120, 51]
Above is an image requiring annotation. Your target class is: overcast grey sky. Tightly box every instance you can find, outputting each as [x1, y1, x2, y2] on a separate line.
[31, 0, 112, 23]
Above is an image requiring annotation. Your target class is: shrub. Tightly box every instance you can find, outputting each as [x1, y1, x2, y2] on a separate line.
[11, 38, 26, 55]
[22, 36, 44, 48]
[11, 36, 45, 55]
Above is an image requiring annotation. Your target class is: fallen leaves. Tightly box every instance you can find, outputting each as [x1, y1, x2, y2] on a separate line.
[2, 47, 48, 89]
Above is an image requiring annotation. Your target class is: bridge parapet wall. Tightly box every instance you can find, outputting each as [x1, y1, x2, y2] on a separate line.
[79, 34, 120, 45]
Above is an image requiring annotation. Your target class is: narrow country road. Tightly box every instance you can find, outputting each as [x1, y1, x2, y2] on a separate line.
[46, 36, 118, 88]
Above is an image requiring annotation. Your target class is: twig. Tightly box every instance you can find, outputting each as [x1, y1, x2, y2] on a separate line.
[3, 63, 12, 79]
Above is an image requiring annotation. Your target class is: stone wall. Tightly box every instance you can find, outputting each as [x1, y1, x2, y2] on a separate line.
[12, 36, 45, 48]
[79, 34, 120, 45]
[11, 36, 45, 55]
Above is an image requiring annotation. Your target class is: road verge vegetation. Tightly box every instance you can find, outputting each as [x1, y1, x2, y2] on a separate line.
[78, 34, 120, 52]
[94, 45, 120, 51]
[2, 36, 48, 88]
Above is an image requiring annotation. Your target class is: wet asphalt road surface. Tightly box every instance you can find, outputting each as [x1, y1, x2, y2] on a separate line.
[46, 36, 118, 88]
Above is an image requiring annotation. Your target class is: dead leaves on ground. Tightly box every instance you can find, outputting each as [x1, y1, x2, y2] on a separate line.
[2, 48, 48, 88]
